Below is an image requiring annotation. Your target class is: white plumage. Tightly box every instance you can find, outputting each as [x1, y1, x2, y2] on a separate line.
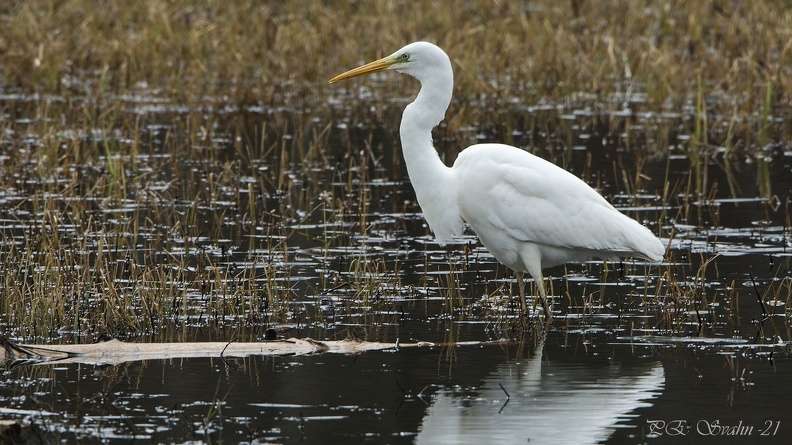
[330, 41, 665, 317]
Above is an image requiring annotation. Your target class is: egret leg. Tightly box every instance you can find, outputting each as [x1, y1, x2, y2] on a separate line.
[515, 271, 527, 314]
[516, 271, 551, 319]
[534, 272, 551, 319]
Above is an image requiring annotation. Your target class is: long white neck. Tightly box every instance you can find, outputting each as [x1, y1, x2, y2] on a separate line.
[399, 59, 463, 243]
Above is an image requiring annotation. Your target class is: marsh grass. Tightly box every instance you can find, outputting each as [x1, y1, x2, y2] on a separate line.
[2, 1, 791, 129]
[1, 1, 791, 342]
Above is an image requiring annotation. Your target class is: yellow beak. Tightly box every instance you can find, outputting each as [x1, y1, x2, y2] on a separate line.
[329, 56, 397, 83]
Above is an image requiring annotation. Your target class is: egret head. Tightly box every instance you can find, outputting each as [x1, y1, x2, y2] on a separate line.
[329, 41, 450, 84]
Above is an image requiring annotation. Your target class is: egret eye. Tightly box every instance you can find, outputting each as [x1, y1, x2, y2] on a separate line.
[399, 53, 410, 61]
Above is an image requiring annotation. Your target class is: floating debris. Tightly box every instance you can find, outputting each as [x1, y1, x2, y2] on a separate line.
[0, 335, 439, 367]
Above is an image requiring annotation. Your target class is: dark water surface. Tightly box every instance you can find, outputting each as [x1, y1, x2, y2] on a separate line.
[1, 96, 791, 444]
[2, 326, 789, 444]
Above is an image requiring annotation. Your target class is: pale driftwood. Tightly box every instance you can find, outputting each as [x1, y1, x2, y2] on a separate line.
[0, 336, 437, 367]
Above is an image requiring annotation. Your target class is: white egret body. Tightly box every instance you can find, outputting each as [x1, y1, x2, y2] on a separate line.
[330, 42, 665, 317]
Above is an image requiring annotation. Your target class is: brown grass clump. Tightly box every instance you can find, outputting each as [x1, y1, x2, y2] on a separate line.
[1, 1, 790, 116]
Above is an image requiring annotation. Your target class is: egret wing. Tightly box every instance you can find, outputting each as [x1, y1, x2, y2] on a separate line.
[455, 144, 650, 254]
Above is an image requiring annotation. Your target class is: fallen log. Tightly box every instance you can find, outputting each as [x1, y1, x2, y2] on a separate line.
[0, 335, 437, 367]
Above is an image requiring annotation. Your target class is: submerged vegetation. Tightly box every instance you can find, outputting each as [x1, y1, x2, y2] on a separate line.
[0, 1, 790, 342]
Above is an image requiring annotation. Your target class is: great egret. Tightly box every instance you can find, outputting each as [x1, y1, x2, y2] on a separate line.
[329, 42, 665, 318]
